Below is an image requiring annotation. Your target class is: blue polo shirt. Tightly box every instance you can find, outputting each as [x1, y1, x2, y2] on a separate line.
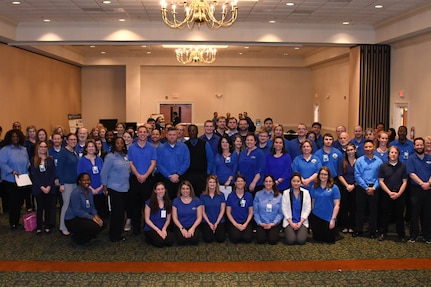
[128, 141, 157, 174]
[200, 193, 225, 224]
[407, 153, 431, 186]
[309, 184, 340, 222]
[238, 148, 265, 187]
[292, 154, 322, 184]
[143, 200, 170, 231]
[213, 152, 238, 184]
[226, 191, 253, 223]
[77, 156, 104, 191]
[199, 133, 220, 158]
[314, 147, 342, 177]
[173, 197, 201, 228]
[288, 138, 318, 160]
[390, 139, 414, 164]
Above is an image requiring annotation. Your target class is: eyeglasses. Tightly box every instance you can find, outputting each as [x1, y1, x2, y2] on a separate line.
[320, 173, 329, 176]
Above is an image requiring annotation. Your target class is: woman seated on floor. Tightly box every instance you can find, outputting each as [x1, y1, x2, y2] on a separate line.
[172, 180, 203, 245]
[226, 174, 254, 243]
[65, 173, 104, 246]
[282, 172, 311, 245]
[143, 182, 175, 247]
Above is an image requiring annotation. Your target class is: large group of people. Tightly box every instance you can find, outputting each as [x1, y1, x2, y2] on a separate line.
[0, 115, 430, 248]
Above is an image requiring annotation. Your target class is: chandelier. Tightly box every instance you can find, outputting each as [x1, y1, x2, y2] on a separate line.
[175, 46, 217, 64]
[161, 0, 238, 29]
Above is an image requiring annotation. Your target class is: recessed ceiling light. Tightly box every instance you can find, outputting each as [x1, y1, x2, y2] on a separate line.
[283, 53, 289, 56]
[294, 47, 300, 50]
[238, 52, 243, 55]
[375, 5, 383, 9]
[43, 19, 51, 22]
[244, 46, 249, 49]
[102, 0, 111, 4]
[147, 51, 151, 54]
[11, 1, 21, 4]
[101, 51, 106, 54]
[118, 18, 126, 22]
[269, 20, 276, 24]
[141, 45, 147, 48]
[90, 45, 95, 48]
[342, 21, 350, 25]
[286, 2, 294, 6]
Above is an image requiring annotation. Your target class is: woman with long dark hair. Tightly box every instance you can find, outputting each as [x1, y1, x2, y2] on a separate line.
[143, 182, 174, 247]
[309, 166, 341, 243]
[265, 136, 292, 191]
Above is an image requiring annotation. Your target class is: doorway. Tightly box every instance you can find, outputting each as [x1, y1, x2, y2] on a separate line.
[159, 104, 192, 125]
[393, 103, 409, 130]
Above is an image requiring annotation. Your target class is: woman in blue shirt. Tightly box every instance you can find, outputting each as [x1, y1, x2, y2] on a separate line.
[253, 175, 283, 244]
[200, 175, 226, 243]
[282, 172, 311, 245]
[265, 136, 292, 191]
[101, 137, 131, 242]
[226, 174, 254, 243]
[29, 141, 56, 234]
[0, 129, 30, 229]
[65, 173, 103, 245]
[172, 180, 202, 245]
[238, 133, 265, 193]
[144, 182, 174, 247]
[292, 139, 322, 190]
[77, 140, 107, 218]
[213, 134, 238, 187]
[309, 166, 341, 243]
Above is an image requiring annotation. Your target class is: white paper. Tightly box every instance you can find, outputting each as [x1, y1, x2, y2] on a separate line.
[220, 186, 232, 201]
[15, 174, 32, 187]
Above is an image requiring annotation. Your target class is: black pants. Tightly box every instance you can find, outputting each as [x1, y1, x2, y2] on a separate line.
[162, 176, 182, 200]
[256, 224, 281, 245]
[338, 185, 356, 230]
[227, 221, 253, 243]
[34, 192, 52, 230]
[355, 186, 379, 235]
[378, 190, 405, 237]
[310, 213, 336, 243]
[65, 217, 102, 245]
[49, 186, 61, 227]
[93, 193, 109, 219]
[173, 225, 201, 245]
[108, 189, 128, 241]
[410, 185, 431, 240]
[200, 222, 226, 243]
[4, 181, 27, 226]
[0, 181, 9, 213]
[144, 229, 175, 247]
[184, 172, 207, 198]
[127, 175, 154, 234]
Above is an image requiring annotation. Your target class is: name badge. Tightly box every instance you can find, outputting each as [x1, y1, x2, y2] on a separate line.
[124, 156, 129, 163]
[161, 209, 167, 218]
[92, 166, 99, 174]
[85, 199, 90, 208]
[323, 154, 329, 162]
[403, 151, 409, 160]
[225, 157, 231, 164]
[54, 158, 58, 166]
[78, 152, 83, 158]
[266, 203, 272, 212]
[240, 199, 246, 207]
[39, 164, 46, 172]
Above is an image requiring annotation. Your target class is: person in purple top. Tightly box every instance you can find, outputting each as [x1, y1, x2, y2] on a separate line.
[265, 136, 292, 191]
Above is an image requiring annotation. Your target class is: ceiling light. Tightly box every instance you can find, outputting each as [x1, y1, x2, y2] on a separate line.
[101, 51, 106, 54]
[102, 1, 111, 4]
[294, 47, 300, 50]
[375, 5, 383, 9]
[175, 46, 217, 64]
[147, 51, 151, 54]
[161, 0, 238, 29]
[141, 45, 147, 48]
[11, 1, 21, 4]
[244, 46, 249, 49]
[118, 18, 126, 22]
[342, 21, 350, 25]
[90, 45, 95, 48]
[286, 2, 294, 6]
[283, 53, 289, 56]
[269, 20, 276, 24]
[43, 19, 51, 22]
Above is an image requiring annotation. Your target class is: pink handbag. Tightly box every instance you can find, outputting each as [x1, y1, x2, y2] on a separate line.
[23, 212, 37, 232]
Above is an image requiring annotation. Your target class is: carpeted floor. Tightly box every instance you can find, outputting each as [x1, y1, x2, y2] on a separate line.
[0, 211, 430, 286]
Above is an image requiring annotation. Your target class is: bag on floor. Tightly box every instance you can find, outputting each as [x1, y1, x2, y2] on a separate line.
[23, 212, 37, 232]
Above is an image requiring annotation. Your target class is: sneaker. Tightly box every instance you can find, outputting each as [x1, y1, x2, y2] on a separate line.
[425, 239, 431, 244]
[124, 219, 131, 231]
[409, 237, 417, 243]
[378, 234, 385, 241]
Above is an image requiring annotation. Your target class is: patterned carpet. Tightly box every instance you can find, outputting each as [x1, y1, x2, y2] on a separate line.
[0, 211, 430, 286]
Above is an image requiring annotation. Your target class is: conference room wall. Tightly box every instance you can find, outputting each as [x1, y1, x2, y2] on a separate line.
[0, 44, 81, 135]
[390, 34, 431, 137]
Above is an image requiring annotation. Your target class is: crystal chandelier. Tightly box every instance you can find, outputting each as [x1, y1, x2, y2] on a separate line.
[161, 0, 238, 29]
[175, 46, 217, 64]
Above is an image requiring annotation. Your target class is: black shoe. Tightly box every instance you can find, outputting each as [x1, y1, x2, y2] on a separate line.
[10, 225, 17, 230]
[378, 234, 385, 241]
[408, 237, 417, 243]
[110, 236, 126, 242]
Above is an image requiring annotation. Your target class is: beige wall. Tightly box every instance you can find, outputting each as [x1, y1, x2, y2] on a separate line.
[390, 34, 431, 137]
[140, 66, 313, 128]
[0, 44, 81, 135]
[310, 56, 350, 134]
[81, 66, 126, 128]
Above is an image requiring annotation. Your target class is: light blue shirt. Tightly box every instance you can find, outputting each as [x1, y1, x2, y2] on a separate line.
[354, 155, 383, 190]
[100, 152, 131, 192]
[253, 189, 283, 226]
[0, 144, 30, 182]
[314, 147, 342, 177]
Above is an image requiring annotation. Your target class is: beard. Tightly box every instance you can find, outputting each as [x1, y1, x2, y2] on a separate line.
[415, 148, 425, 155]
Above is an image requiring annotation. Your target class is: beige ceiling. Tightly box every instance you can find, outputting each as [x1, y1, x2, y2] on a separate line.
[1, 0, 429, 59]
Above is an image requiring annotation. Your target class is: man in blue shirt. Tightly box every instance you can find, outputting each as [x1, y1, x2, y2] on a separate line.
[199, 120, 220, 157]
[354, 139, 383, 238]
[127, 125, 157, 235]
[185, 124, 214, 197]
[314, 133, 342, 178]
[350, 125, 365, 156]
[157, 126, 190, 199]
[390, 126, 414, 164]
[407, 137, 431, 243]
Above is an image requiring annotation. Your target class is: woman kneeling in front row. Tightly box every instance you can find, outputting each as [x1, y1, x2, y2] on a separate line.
[65, 173, 103, 245]
[282, 172, 311, 245]
[253, 175, 283, 244]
